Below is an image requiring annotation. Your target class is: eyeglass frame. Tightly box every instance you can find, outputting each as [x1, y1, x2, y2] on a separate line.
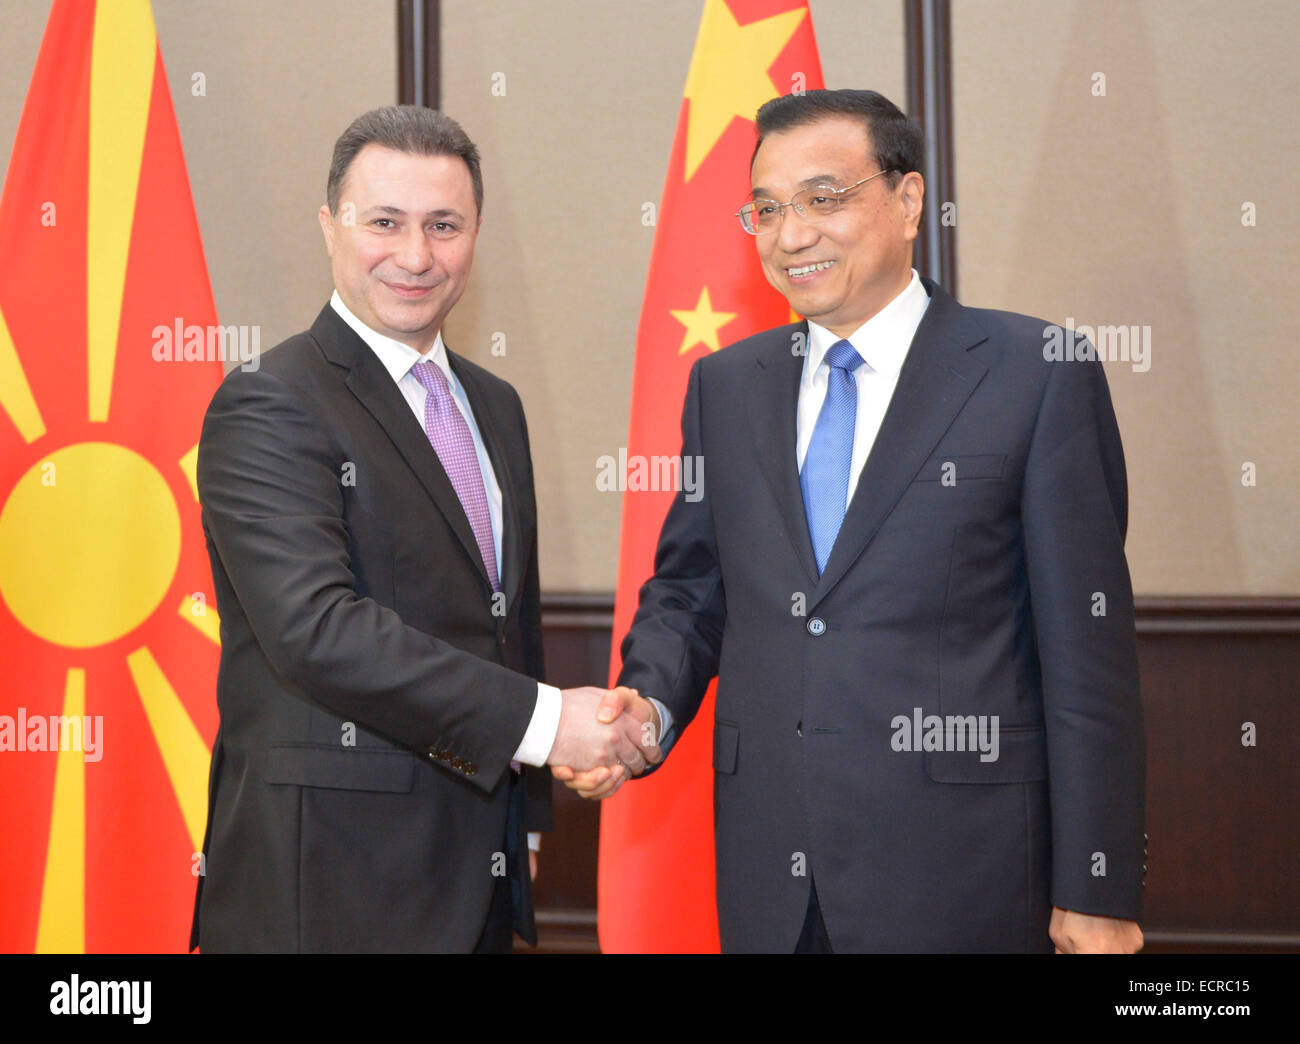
[735, 168, 895, 235]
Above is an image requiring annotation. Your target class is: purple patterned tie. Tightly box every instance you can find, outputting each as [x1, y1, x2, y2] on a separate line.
[410, 360, 501, 593]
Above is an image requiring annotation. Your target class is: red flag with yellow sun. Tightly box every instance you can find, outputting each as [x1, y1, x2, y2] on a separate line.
[600, 0, 824, 952]
[0, 0, 221, 952]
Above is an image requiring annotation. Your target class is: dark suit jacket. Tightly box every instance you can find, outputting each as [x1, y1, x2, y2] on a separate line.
[618, 278, 1145, 953]
[191, 303, 551, 953]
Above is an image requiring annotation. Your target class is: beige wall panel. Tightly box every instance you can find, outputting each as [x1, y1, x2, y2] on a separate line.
[442, 0, 904, 592]
[153, 0, 395, 352]
[953, 0, 1299, 594]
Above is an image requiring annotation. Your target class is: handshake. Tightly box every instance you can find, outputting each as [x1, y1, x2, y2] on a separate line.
[546, 686, 661, 800]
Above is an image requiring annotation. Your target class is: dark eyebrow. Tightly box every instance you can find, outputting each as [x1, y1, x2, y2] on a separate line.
[360, 205, 465, 220]
[797, 173, 845, 188]
[750, 174, 845, 199]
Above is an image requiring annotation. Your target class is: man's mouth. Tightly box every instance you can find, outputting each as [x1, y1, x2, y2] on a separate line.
[384, 281, 435, 298]
[786, 260, 834, 281]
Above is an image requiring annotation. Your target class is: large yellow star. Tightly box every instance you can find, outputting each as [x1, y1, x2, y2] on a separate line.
[682, 0, 807, 181]
[671, 287, 738, 356]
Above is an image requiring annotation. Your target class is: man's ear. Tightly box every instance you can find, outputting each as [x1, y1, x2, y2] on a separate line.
[900, 171, 925, 241]
[318, 204, 335, 257]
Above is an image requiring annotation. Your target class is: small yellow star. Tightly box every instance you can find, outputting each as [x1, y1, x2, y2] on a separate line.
[682, 0, 807, 181]
[671, 287, 738, 355]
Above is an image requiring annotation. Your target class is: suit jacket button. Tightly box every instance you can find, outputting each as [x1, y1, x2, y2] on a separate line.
[807, 617, 826, 637]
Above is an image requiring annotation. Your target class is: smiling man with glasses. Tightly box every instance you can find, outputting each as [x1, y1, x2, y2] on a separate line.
[557, 89, 1146, 955]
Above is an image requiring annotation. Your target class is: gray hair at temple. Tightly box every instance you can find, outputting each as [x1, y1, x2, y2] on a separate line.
[326, 105, 483, 217]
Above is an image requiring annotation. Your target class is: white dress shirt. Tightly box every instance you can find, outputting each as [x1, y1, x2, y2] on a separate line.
[329, 292, 562, 784]
[797, 269, 931, 501]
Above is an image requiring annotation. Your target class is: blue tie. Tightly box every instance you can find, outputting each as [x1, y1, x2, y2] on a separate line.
[801, 339, 864, 574]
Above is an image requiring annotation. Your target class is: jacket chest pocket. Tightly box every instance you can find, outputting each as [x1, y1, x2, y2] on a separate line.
[912, 453, 1005, 484]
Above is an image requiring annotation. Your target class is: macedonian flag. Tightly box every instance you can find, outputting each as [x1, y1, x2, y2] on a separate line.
[600, 0, 825, 952]
[0, 0, 222, 952]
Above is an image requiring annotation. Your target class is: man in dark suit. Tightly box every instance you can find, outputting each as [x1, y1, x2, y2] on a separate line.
[191, 106, 660, 953]
[556, 90, 1145, 953]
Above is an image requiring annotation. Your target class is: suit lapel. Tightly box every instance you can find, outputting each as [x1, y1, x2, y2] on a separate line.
[810, 279, 989, 608]
[311, 306, 495, 599]
[744, 322, 820, 586]
[448, 349, 526, 615]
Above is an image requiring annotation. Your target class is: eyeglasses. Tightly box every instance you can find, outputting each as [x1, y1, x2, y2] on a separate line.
[735, 169, 892, 235]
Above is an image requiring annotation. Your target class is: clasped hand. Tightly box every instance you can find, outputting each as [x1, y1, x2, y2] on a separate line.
[547, 686, 660, 798]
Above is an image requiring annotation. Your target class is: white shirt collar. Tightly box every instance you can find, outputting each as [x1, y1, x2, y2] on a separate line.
[329, 289, 452, 386]
[804, 269, 930, 381]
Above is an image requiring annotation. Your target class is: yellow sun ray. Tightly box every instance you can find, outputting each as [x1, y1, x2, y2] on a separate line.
[35, 668, 86, 953]
[178, 443, 200, 502]
[0, 301, 46, 443]
[178, 594, 220, 645]
[126, 647, 209, 853]
[86, 0, 156, 422]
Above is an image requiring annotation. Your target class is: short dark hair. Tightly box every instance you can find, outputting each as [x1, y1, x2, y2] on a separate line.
[326, 105, 483, 217]
[752, 89, 923, 183]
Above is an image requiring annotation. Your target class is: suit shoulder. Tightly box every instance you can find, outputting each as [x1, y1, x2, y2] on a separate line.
[700, 321, 804, 376]
[206, 329, 331, 413]
[961, 304, 1089, 382]
[963, 304, 1055, 348]
[960, 302, 1114, 419]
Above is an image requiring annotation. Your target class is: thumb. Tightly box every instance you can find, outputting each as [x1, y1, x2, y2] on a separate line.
[595, 686, 636, 723]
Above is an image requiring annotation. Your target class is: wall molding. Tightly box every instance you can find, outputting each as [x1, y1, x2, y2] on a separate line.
[542, 592, 1300, 633]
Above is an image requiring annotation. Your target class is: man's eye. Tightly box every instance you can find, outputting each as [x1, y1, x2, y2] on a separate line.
[372, 218, 395, 229]
[756, 203, 779, 216]
[430, 222, 459, 236]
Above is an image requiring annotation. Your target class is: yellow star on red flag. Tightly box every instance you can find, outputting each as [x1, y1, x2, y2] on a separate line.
[671, 286, 739, 355]
[682, 0, 807, 180]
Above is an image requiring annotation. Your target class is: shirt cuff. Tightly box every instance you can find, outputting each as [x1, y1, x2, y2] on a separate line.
[513, 682, 562, 766]
[528, 832, 541, 852]
[648, 697, 673, 743]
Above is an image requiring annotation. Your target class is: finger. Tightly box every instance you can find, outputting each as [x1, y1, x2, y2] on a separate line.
[578, 764, 628, 799]
[569, 764, 624, 797]
[595, 687, 632, 724]
[611, 730, 647, 775]
[563, 765, 611, 790]
[630, 718, 663, 765]
[581, 775, 626, 800]
[550, 765, 575, 782]
[612, 711, 661, 770]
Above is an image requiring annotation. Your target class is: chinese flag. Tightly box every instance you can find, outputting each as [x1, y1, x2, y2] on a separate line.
[0, 0, 221, 952]
[599, 0, 824, 952]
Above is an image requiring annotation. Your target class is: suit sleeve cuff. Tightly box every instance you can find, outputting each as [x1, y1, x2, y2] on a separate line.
[513, 683, 562, 766]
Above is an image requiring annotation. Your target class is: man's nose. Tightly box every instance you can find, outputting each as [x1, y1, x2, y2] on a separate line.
[394, 228, 434, 274]
[774, 204, 818, 253]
